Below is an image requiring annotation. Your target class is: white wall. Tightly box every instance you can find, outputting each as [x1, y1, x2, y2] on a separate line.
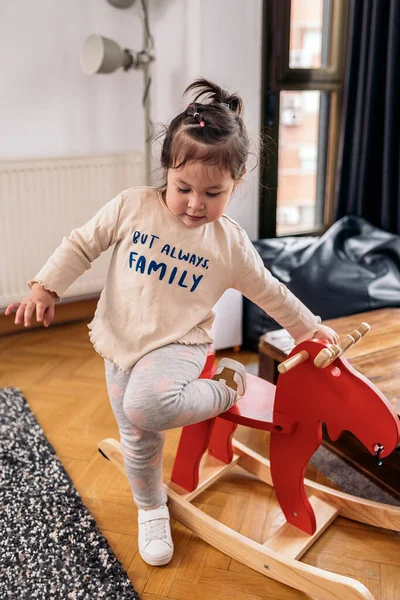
[0, 0, 145, 159]
[150, 0, 263, 238]
[0, 0, 262, 235]
[200, 0, 262, 239]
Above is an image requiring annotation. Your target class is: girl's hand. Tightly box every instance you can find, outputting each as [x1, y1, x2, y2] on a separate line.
[5, 283, 56, 328]
[313, 324, 340, 345]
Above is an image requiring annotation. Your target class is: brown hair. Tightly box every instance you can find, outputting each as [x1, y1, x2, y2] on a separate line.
[159, 78, 249, 180]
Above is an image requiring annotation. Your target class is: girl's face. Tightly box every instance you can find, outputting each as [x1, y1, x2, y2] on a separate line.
[164, 161, 237, 228]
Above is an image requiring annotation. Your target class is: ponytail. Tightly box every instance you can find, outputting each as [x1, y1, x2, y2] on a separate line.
[184, 79, 243, 116]
[159, 78, 249, 180]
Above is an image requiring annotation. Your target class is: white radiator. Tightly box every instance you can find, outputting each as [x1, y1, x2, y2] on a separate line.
[0, 152, 143, 309]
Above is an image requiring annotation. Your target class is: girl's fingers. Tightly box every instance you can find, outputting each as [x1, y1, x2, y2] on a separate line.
[44, 304, 55, 327]
[14, 304, 26, 325]
[5, 302, 21, 316]
[36, 302, 45, 323]
[6, 299, 55, 328]
[23, 302, 36, 327]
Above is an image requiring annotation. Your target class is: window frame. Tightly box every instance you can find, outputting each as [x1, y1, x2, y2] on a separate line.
[259, 0, 349, 239]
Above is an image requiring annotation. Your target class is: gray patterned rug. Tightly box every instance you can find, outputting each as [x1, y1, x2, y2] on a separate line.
[310, 445, 400, 506]
[0, 387, 140, 600]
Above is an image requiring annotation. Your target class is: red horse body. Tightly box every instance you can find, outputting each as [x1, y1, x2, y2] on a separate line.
[171, 338, 400, 535]
[271, 339, 400, 533]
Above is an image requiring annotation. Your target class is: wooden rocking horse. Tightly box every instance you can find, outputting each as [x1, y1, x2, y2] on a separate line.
[99, 323, 400, 600]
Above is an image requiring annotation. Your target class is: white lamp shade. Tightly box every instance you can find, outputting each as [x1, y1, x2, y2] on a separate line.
[80, 35, 126, 75]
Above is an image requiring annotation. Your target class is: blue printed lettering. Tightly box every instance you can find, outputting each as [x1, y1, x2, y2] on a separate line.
[178, 271, 188, 288]
[149, 234, 160, 248]
[168, 266, 178, 284]
[136, 255, 146, 274]
[191, 274, 203, 292]
[148, 260, 167, 280]
[178, 249, 190, 262]
[128, 250, 205, 293]
[129, 251, 138, 268]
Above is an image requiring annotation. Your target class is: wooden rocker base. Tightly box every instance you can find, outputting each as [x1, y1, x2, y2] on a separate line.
[98, 436, 400, 600]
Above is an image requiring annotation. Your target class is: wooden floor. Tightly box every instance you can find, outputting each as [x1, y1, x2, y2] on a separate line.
[1, 321, 400, 600]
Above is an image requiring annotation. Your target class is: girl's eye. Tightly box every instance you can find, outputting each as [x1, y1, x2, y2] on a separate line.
[177, 187, 190, 194]
[206, 192, 221, 198]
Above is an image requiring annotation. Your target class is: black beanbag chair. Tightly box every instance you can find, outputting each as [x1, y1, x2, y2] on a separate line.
[243, 215, 400, 350]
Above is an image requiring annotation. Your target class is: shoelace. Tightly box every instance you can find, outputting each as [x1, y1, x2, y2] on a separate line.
[144, 518, 168, 543]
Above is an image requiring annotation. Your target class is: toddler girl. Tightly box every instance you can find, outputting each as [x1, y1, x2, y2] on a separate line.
[5, 78, 338, 566]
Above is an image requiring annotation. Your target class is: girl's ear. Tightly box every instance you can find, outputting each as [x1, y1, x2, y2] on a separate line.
[233, 168, 247, 190]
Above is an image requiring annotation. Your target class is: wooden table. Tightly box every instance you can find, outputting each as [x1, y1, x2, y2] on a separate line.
[258, 308, 400, 498]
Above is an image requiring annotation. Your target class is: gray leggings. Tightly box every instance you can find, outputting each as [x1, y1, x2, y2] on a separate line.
[104, 343, 237, 509]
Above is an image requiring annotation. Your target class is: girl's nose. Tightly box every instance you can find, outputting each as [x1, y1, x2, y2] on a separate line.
[188, 194, 205, 211]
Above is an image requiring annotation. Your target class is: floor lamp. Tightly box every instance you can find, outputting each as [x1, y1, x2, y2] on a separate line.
[80, 0, 154, 185]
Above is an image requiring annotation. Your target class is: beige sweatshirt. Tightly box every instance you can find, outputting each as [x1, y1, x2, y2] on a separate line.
[30, 186, 320, 372]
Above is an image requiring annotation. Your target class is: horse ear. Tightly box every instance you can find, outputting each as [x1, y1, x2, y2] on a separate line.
[279, 322, 371, 373]
[314, 322, 371, 369]
[314, 345, 339, 369]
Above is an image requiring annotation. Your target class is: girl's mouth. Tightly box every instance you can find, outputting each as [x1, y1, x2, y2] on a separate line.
[185, 214, 205, 222]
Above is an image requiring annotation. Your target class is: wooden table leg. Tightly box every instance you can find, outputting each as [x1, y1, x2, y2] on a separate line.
[258, 352, 279, 384]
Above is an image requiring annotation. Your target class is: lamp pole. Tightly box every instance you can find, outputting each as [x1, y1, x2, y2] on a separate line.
[107, 0, 153, 185]
[142, 30, 152, 185]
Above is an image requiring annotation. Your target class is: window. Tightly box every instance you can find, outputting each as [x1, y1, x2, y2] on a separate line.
[260, 0, 349, 237]
[290, 0, 327, 69]
[277, 90, 324, 233]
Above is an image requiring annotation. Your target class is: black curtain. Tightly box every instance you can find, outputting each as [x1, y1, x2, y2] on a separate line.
[335, 0, 400, 233]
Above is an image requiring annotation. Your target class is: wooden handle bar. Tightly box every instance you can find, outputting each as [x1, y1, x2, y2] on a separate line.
[314, 322, 370, 369]
[278, 350, 309, 374]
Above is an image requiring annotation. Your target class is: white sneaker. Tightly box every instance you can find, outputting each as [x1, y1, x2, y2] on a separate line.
[138, 504, 174, 566]
[212, 358, 247, 400]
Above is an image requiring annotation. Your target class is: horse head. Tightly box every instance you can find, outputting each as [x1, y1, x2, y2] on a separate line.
[270, 328, 400, 535]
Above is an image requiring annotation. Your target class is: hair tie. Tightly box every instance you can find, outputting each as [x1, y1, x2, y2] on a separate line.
[186, 104, 205, 127]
